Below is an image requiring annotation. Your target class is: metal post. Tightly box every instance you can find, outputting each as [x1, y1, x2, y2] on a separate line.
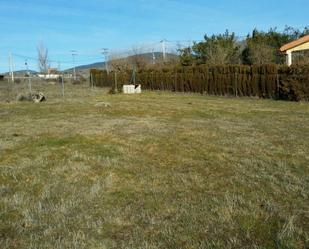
[90, 73, 94, 89]
[73, 55, 76, 80]
[25, 60, 32, 93]
[133, 67, 136, 85]
[29, 76, 32, 94]
[175, 70, 177, 92]
[235, 72, 238, 97]
[62, 75, 65, 98]
[276, 73, 280, 99]
[114, 71, 118, 93]
[9, 53, 15, 83]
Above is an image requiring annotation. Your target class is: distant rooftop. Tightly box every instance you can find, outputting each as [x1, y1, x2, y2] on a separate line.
[280, 35, 309, 52]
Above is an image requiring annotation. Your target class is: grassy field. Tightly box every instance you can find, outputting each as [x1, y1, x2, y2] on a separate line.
[0, 82, 309, 248]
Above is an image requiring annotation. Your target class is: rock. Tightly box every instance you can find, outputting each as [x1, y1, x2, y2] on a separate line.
[17, 92, 46, 103]
[95, 102, 111, 108]
[32, 92, 46, 103]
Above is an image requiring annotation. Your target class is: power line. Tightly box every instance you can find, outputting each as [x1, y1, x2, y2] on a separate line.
[10, 28, 307, 70]
[12, 53, 103, 64]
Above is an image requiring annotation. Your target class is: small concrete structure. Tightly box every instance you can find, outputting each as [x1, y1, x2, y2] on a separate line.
[38, 74, 61, 80]
[123, 84, 142, 94]
[280, 35, 309, 66]
[38, 68, 62, 80]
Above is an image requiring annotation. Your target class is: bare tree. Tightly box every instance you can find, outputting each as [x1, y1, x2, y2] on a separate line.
[109, 46, 149, 71]
[109, 54, 131, 72]
[37, 42, 50, 73]
[129, 45, 148, 69]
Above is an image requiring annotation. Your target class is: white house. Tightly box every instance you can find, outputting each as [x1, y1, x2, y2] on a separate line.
[280, 35, 309, 66]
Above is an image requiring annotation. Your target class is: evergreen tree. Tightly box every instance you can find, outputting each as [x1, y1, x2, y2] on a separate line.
[179, 30, 241, 65]
[179, 27, 309, 66]
[242, 27, 309, 65]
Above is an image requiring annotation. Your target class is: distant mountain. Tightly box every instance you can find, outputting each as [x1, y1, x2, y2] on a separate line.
[3, 70, 37, 76]
[65, 52, 179, 75]
[64, 62, 106, 73]
[1, 53, 179, 76]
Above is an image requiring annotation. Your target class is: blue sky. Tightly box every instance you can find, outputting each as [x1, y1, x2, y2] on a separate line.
[0, 0, 308, 72]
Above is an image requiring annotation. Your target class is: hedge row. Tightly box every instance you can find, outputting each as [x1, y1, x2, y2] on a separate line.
[90, 65, 309, 101]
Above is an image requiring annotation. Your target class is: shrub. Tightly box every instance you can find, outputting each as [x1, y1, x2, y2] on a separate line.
[90, 65, 309, 101]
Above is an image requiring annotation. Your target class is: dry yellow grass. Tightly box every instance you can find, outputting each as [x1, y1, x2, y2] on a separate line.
[0, 82, 309, 248]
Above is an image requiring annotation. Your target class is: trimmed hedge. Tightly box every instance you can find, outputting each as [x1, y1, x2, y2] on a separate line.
[90, 65, 309, 101]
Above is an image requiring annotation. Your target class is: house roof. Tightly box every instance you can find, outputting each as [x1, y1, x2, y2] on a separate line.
[280, 35, 309, 52]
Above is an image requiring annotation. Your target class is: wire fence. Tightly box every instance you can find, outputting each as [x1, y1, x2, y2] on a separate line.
[1, 40, 192, 74]
[0, 75, 97, 103]
[0, 40, 190, 102]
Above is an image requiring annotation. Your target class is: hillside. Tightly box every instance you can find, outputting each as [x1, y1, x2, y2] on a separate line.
[65, 52, 179, 75]
[3, 70, 37, 76]
[2, 53, 179, 77]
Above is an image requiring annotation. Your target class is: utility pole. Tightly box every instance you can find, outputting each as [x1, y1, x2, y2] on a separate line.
[70, 50, 77, 80]
[101, 48, 109, 73]
[9, 53, 15, 83]
[160, 39, 167, 62]
[25, 60, 32, 93]
[152, 49, 156, 65]
[61, 75, 65, 98]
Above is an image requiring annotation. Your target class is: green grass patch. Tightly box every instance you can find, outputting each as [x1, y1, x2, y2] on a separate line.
[0, 86, 308, 248]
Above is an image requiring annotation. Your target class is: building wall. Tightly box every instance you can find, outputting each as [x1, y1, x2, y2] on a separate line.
[288, 41, 309, 53]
